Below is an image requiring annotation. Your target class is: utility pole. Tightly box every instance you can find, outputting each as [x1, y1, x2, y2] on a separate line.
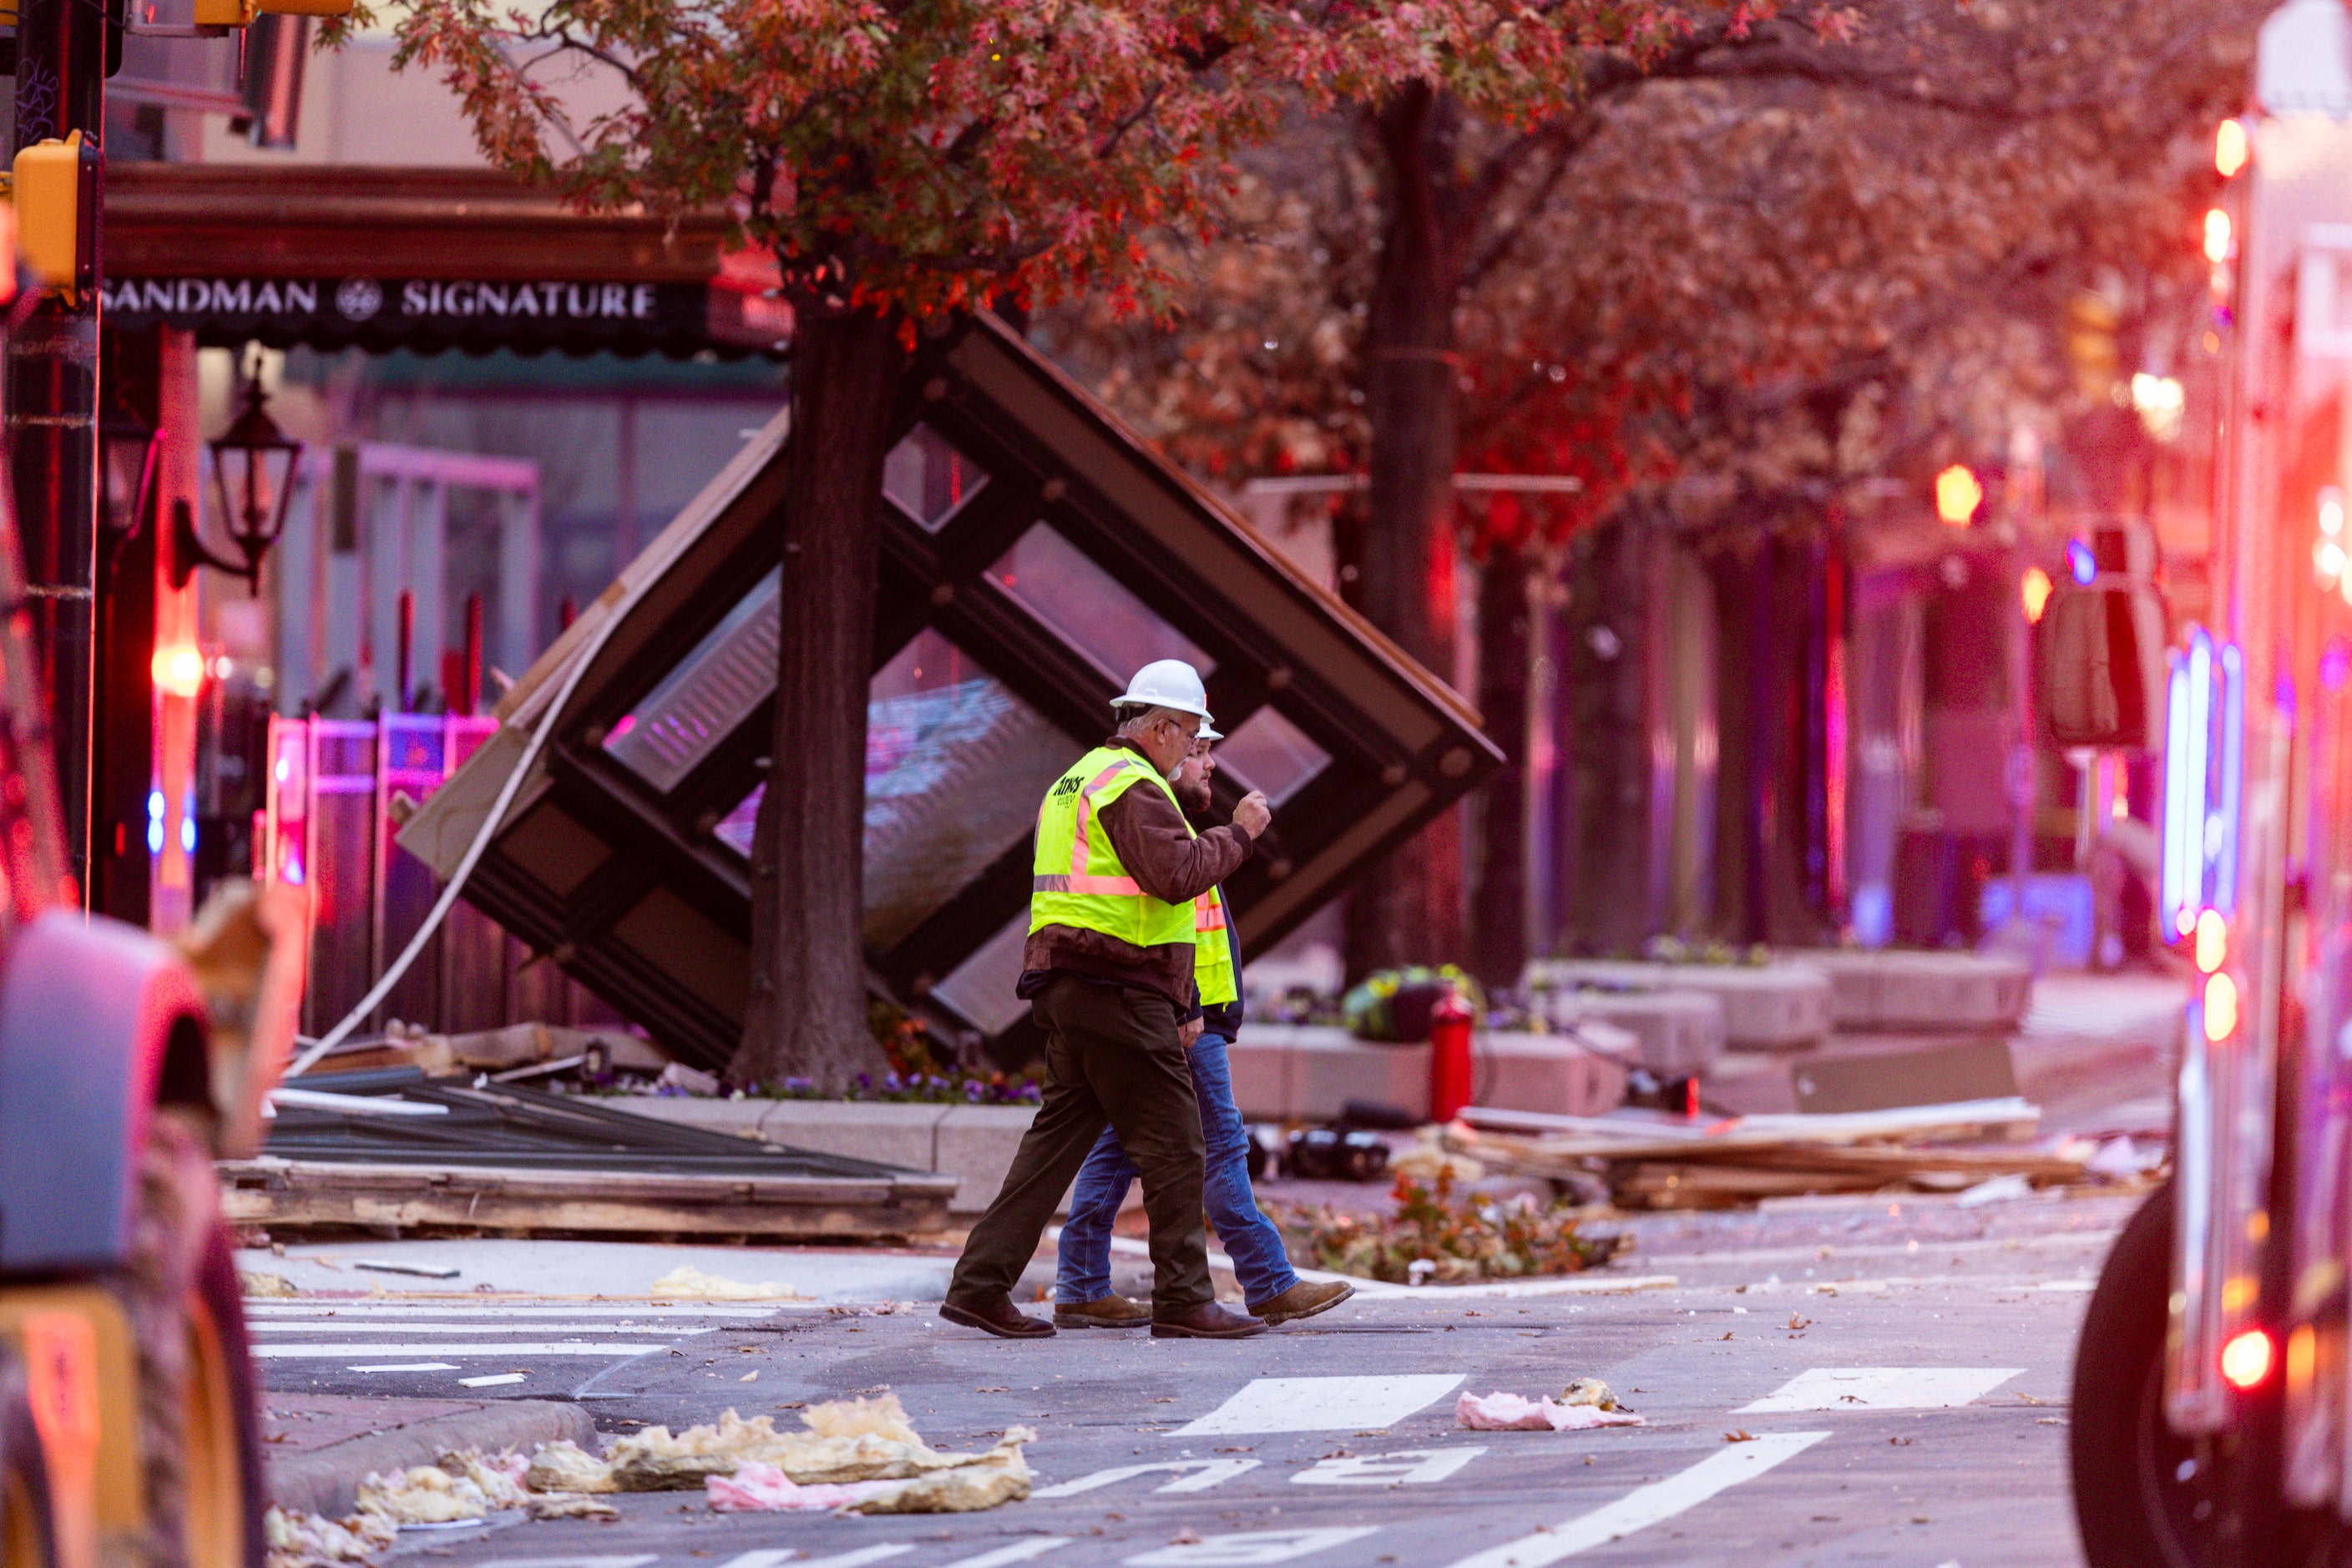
[7, 0, 109, 904]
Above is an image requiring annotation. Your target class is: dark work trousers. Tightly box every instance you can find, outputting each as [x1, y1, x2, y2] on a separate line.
[946, 974, 1211, 1318]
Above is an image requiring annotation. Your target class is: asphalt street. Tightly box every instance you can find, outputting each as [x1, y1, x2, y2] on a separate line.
[263, 1187, 2138, 1568]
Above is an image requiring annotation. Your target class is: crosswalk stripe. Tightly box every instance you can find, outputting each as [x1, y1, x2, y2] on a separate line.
[1172, 1375, 1464, 1437]
[252, 1342, 670, 1359]
[1736, 1367, 2022, 1413]
[1442, 1432, 1828, 1567]
[1125, 1528, 1380, 1565]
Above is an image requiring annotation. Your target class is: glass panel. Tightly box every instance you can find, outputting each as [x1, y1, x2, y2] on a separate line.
[604, 569, 781, 792]
[1215, 705, 1328, 806]
[986, 524, 1212, 687]
[711, 628, 1083, 953]
[883, 423, 989, 530]
[931, 913, 1034, 1035]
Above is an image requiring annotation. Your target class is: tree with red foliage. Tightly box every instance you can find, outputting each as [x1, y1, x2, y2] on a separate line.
[1050, 0, 2260, 975]
[352, 0, 1752, 1088]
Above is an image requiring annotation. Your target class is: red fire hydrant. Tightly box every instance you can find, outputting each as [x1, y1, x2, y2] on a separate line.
[1428, 988, 1476, 1123]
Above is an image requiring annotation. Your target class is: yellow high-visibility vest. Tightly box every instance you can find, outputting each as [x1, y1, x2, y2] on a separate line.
[1194, 887, 1237, 1008]
[1029, 746, 1196, 952]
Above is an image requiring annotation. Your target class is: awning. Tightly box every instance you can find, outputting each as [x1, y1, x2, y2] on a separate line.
[399, 313, 1504, 1070]
[103, 164, 788, 358]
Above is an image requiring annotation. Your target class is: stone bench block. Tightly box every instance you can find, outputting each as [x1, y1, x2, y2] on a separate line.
[1523, 959, 1832, 1050]
[1479, 1034, 1631, 1117]
[1785, 948, 2032, 1032]
[1525, 988, 1725, 1075]
[935, 1104, 1046, 1213]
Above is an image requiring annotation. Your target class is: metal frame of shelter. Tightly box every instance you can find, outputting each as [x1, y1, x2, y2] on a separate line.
[399, 313, 1505, 1071]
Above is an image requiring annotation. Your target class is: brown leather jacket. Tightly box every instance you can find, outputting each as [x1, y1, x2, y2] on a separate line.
[1017, 737, 1253, 1012]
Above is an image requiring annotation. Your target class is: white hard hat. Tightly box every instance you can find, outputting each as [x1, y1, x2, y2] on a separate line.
[1112, 659, 1212, 722]
[1197, 720, 1222, 742]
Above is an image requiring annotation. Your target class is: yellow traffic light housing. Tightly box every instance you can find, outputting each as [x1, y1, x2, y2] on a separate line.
[12, 132, 98, 305]
[191, 0, 352, 19]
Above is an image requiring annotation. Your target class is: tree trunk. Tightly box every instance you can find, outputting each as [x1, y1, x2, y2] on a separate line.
[1469, 540, 1529, 987]
[1705, 533, 1833, 948]
[727, 303, 905, 1092]
[1346, 83, 1470, 981]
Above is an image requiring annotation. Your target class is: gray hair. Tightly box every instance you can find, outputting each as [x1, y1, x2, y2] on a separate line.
[1115, 705, 1190, 739]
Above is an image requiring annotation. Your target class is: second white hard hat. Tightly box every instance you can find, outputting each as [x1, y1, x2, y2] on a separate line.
[1113, 659, 1212, 722]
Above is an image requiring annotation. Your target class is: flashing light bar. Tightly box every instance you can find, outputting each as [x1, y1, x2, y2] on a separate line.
[2162, 628, 2243, 938]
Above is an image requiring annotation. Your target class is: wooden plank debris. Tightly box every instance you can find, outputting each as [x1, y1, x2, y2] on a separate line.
[220, 1158, 955, 1240]
[230, 1067, 959, 1241]
[1446, 1096, 2093, 1211]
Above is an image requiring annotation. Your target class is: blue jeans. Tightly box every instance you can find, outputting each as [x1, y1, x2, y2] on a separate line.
[1056, 1032, 1300, 1308]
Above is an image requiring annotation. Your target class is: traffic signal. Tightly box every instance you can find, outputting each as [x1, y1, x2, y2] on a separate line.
[10, 132, 97, 305]
[192, 0, 351, 20]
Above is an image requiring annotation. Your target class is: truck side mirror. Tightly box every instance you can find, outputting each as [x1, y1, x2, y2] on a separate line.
[2039, 582, 2170, 751]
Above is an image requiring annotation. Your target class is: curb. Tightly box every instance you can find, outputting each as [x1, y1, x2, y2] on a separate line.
[266, 1398, 597, 1519]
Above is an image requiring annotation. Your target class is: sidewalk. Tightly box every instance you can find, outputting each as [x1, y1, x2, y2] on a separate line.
[238, 1237, 959, 1301]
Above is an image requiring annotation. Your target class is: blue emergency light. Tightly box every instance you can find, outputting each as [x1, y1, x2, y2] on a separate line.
[2162, 627, 2245, 936]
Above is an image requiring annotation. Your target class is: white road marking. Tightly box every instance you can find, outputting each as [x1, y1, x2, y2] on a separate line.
[1292, 1447, 1485, 1486]
[349, 1362, 458, 1372]
[248, 1323, 714, 1337]
[1440, 1430, 1830, 1567]
[1737, 1367, 2023, 1413]
[244, 1303, 780, 1318]
[1032, 1459, 1262, 1499]
[712, 1552, 796, 1568]
[1125, 1528, 1382, 1565]
[801, 1549, 915, 1568]
[2035, 1280, 2097, 1292]
[255, 1343, 669, 1359]
[476, 1558, 656, 1568]
[459, 1373, 528, 1388]
[1173, 1375, 1465, 1436]
[943, 1541, 1072, 1568]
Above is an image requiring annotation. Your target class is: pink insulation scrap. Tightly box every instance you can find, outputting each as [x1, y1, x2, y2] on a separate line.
[1454, 1391, 1647, 1432]
[706, 1463, 908, 1512]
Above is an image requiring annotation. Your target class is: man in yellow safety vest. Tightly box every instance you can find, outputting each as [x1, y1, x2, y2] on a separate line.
[1050, 727, 1354, 1328]
[943, 660, 1272, 1339]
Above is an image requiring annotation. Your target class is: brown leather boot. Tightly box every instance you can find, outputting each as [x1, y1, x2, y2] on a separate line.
[939, 1297, 1055, 1338]
[1055, 1293, 1151, 1329]
[1151, 1302, 1267, 1338]
[1247, 1278, 1356, 1327]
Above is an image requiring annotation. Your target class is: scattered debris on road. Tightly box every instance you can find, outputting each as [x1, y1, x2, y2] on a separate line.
[1278, 1169, 1631, 1282]
[1456, 1388, 1646, 1432]
[266, 1397, 1038, 1565]
[649, 1263, 807, 1299]
[354, 1258, 461, 1279]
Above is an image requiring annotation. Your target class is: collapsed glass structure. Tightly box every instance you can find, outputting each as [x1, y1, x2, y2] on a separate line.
[401, 315, 1502, 1070]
